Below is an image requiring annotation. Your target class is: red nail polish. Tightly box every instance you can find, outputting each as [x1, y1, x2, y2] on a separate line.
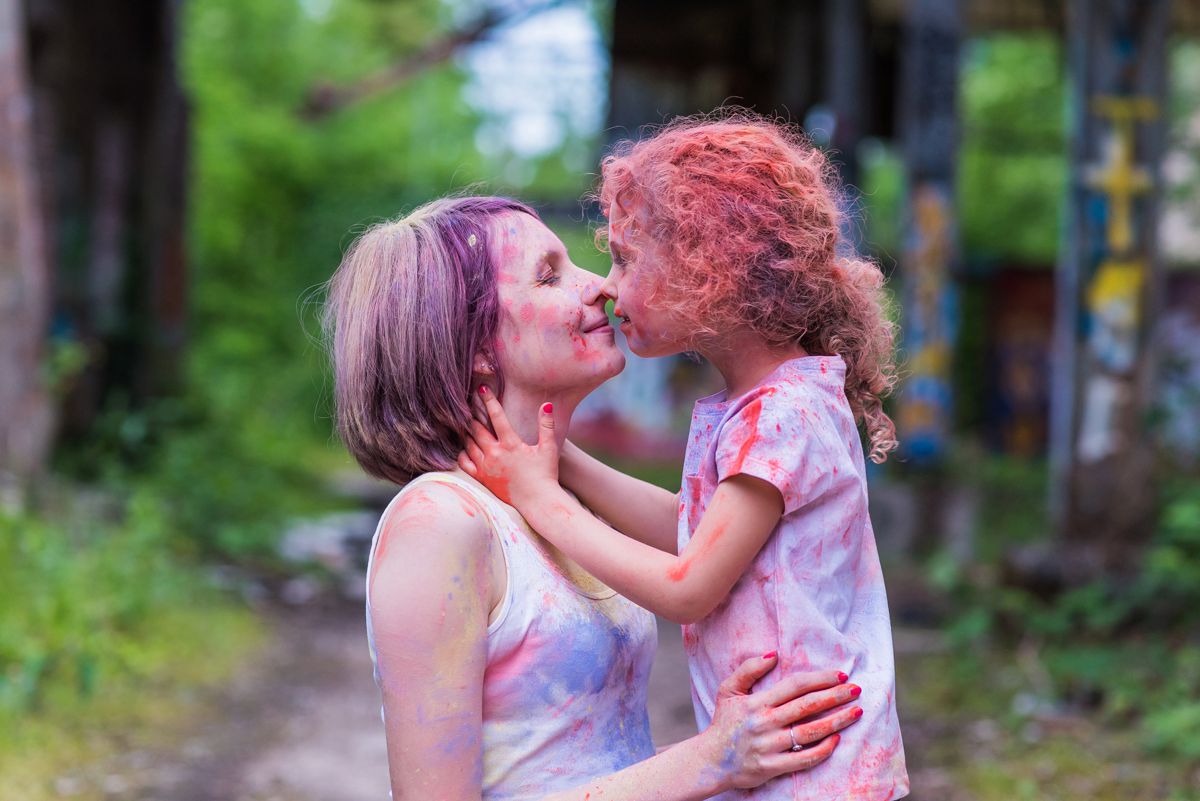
[542, 402, 553, 414]
[853, 707, 864, 719]
[478, 385, 488, 395]
[762, 651, 777, 660]
[849, 685, 861, 698]
[837, 671, 849, 683]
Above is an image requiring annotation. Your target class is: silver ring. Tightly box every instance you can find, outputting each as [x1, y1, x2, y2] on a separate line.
[788, 727, 802, 752]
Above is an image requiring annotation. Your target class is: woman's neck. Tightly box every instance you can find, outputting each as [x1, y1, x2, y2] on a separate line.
[497, 385, 579, 448]
[700, 329, 809, 399]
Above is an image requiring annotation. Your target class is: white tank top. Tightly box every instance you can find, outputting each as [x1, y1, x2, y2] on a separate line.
[365, 472, 657, 800]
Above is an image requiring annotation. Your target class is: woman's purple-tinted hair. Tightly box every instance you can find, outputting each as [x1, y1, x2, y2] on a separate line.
[323, 196, 537, 485]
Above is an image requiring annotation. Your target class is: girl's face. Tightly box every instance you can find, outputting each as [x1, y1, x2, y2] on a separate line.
[599, 200, 691, 359]
[491, 213, 625, 395]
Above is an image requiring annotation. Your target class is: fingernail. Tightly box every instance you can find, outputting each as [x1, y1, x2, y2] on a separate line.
[542, 402, 553, 413]
[837, 671, 848, 683]
[762, 651, 777, 660]
[478, 385, 488, 395]
[848, 685, 861, 698]
[853, 707, 864, 719]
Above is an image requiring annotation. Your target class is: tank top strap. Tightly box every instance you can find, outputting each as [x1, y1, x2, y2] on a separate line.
[364, 472, 526, 611]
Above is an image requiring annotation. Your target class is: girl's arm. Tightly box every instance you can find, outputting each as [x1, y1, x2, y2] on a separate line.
[461, 394, 782, 624]
[372, 481, 863, 801]
[559, 438, 681, 554]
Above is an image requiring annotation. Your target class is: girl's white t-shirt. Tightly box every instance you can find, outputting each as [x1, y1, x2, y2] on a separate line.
[679, 355, 909, 801]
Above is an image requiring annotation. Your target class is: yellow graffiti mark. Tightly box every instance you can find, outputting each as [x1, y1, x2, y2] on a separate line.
[1086, 259, 1144, 311]
[1084, 95, 1158, 255]
[908, 341, 951, 376]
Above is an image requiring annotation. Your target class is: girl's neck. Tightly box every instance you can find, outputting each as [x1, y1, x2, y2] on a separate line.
[700, 329, 809, 400]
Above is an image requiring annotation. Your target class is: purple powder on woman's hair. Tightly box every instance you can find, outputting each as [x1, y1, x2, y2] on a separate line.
[323, 196, 538, 485]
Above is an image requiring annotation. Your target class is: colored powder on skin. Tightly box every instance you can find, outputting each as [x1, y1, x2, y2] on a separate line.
[484, 474, 512, 504]
[668, 513, 729, 582]
[518, 302, 536, 324]
[459, 501, 477, 518]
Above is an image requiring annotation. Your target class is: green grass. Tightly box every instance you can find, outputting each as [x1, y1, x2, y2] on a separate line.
[0, 498, 265, 799]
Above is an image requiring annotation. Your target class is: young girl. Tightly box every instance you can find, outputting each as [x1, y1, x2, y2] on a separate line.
[461, 114, 909, 801]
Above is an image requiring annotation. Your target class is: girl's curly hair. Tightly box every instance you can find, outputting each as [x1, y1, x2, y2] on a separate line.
[596, 111, 899, 462]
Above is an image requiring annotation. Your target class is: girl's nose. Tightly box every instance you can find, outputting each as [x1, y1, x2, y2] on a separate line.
[597, 269, 619, 302]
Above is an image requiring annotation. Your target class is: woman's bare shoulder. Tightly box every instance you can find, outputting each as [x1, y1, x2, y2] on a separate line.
[370, 479, 497, 612]
[382, 478, 493, 556]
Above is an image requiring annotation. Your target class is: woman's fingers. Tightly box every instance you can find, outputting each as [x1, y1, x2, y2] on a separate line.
[790, 704, 864, 746]
[478, 388, 517, 442]
[770, 683, 861, 728]
[457, 452, 478, 476]
[756, 669, 847, 708]
[467, 417, 493, 445]
[764, 733, 839, 774]
[718, 652, 779, 697]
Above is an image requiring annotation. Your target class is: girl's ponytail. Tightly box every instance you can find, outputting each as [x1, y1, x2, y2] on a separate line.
[817, 254, 899, 464]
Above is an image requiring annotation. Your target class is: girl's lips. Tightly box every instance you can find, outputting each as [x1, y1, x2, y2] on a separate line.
[588, 322, 613, 335]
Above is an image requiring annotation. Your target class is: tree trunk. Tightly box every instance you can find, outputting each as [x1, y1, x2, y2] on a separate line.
[0, 0, 53, 497]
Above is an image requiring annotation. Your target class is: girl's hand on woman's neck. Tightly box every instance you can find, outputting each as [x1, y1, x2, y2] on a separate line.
[488, 385, 577, 448]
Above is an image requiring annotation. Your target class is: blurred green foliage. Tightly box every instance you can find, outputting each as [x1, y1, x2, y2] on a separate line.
[13, 0, 608, 753]
[928, 455, 1200, 762]
[959, 34, 1067, 264]
[859, 34, 1067, 265]
[0, 495, 263, 782]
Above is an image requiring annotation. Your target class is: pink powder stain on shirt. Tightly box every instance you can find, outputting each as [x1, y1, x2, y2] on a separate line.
[678, 356, 907, 801]
[729, 399, 765, 473]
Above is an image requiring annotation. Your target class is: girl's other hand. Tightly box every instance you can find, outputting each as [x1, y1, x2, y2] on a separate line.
[699, 654, 862, 792]
[459, 388, 559, 506]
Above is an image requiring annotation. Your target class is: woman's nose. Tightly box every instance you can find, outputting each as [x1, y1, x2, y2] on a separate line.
[578, 273, 602, 306]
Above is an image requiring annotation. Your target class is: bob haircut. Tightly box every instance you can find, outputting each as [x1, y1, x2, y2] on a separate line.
[323, 196, 537, 485]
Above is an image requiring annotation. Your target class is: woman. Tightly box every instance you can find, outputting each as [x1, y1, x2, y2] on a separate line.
[323, 196, 864, 801]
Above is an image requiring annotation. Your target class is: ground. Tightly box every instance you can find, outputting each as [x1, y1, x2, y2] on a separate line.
[43, 602, 1199, 801]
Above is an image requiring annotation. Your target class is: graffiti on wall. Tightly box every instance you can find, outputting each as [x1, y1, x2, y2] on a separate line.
[1076, 95, 1158, 463]
[898, 182, 958, 462]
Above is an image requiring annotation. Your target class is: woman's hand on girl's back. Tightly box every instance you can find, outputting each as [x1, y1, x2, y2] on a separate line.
[698, 654, 863, 791]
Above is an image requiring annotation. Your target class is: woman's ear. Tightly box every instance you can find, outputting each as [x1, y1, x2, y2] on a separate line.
[472, 350, 496, 377]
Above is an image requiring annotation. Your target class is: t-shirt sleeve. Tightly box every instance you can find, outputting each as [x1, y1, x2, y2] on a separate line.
[713, 389, 831, 515]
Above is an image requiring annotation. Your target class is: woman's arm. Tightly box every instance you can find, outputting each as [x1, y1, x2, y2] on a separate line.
[371, 482, 861, 801]
[558, 439, 681, 554]
[462, 394, 782, 624]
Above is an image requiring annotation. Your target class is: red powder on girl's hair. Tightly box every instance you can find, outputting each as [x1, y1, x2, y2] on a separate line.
[595, 110, 900, 463]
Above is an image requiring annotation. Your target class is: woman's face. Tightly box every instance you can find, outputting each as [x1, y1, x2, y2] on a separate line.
[599, 200, 691, 359]
[490, 213, 625, 396]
